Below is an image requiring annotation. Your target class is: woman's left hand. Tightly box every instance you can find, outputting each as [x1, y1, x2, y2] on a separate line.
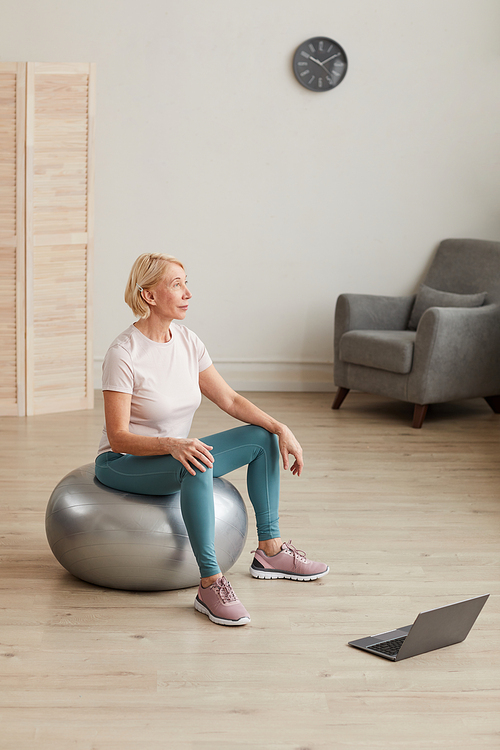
[199, 365, 304, 476]
[276, 425, 304, 477]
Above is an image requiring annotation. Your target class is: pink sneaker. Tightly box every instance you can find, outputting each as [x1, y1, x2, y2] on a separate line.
[194, 576, 251, 626]
[250, 541, 329, 581]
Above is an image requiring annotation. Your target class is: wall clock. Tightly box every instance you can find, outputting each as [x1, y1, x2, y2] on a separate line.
[293, 37, 348, 92]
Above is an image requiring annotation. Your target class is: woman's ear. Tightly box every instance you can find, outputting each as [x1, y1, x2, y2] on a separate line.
[142, 288, 156, 307]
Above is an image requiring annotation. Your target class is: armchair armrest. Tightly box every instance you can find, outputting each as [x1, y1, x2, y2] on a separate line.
[333, 294, 416, 388]
[334, 293, 415, 351]
[409, 303, 500, 404]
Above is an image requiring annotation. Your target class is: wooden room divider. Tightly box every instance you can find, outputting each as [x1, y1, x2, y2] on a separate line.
[0, 62, 95, 416]
[0, 63, 26, 417]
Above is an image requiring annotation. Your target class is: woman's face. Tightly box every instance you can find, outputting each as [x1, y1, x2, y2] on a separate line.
[148, 263, 192, 321]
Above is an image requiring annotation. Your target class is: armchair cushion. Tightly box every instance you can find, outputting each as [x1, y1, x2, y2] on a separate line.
[408, 283, 487, 331]
[339, 330, 417, 375]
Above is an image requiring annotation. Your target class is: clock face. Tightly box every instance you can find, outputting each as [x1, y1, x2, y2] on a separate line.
[293, 37, 348, 92]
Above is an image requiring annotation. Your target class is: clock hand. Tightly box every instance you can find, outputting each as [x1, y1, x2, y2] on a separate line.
[308, 56, 334, 77]
[321, 53, 341, 65]
[308, 55, 325, 68]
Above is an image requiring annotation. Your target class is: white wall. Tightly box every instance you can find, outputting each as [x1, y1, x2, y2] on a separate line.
[2, 0, 500, 390]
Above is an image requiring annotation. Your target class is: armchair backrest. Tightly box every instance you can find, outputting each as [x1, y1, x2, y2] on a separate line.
[424, 238, 500, 304]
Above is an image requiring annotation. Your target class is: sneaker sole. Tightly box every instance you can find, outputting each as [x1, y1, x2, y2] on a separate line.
[194, 597, 251, 626]
[249, 565, 330, 581]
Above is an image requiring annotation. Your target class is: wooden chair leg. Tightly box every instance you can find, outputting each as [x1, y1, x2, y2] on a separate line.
[484, 395, 500, 414]
[412, 404, 428, 429]
[332, 387, 350, 410]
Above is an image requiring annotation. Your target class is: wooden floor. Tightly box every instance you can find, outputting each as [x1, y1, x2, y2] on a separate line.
[1, 391, 499, 749]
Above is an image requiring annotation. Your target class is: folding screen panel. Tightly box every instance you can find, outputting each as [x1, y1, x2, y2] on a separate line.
[0, 63, 26, 416]
[25, 62, 95, 415]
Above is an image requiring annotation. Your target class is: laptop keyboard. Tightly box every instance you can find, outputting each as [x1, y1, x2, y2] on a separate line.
[367, 636, 407, 656]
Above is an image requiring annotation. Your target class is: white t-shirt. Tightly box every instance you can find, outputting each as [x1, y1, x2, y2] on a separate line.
[97, 323, 212, 456]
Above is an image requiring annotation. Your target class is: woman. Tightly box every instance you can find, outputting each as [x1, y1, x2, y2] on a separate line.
[95, 253, 328, 626]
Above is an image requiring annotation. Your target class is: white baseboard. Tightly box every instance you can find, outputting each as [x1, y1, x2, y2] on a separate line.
[213, 361, 334, 392]
[93, 358, 334, 392]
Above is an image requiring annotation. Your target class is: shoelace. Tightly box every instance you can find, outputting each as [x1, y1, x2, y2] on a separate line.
[213, 576, 237, 603]
[282, 540, 308, 567]
[251, 541, 309, 568]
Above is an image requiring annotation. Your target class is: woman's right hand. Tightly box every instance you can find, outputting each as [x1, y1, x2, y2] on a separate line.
[162, 437, 214, 476]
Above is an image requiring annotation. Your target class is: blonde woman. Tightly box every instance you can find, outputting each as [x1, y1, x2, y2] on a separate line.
[95, 253, 328, 626]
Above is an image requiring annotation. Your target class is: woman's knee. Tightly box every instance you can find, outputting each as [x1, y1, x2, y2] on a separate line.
[244, 425, 279, 454]
[180, 464, 214, 486]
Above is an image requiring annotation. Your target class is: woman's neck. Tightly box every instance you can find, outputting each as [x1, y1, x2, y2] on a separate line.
[134, 316, 173, 343]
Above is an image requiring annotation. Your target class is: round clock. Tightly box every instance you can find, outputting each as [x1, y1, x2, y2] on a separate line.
[293, 36, 348, 92]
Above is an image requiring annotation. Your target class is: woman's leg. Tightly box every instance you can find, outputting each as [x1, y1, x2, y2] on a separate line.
[95, 424, 282, 579]
[95, 451, 220, 578]
[206, 425, 281, 542]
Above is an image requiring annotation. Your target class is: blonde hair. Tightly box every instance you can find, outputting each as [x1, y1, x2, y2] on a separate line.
[124, 253, 185, 319]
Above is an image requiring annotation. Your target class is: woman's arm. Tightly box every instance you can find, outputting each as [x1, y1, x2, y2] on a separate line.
[103, 390, 214, 476]
[199, 365, 304, 476]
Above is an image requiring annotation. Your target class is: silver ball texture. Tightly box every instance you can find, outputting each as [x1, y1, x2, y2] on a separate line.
[46, 464, 248, 591]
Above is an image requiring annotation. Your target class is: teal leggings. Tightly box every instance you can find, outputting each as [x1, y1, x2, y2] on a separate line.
[95, 425, 280, 578]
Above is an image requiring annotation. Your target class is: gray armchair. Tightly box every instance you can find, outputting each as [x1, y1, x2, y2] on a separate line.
[333, 238, 500, 427]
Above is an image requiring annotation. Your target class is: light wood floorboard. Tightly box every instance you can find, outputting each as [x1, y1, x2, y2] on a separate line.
[0, 391, 499, 749]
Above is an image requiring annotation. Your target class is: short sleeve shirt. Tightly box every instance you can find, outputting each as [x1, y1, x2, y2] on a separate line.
[97, 323, 212, 456]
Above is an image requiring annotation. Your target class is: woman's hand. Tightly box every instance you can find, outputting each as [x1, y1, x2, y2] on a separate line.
[276, 425, 304, 477]
[198, 366, 304, 476]
[163, 437, 214, 476]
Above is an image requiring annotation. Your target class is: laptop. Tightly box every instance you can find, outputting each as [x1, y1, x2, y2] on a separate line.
[348, 594, 489, 661]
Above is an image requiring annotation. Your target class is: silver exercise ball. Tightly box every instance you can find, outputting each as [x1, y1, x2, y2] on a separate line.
[46, 463, 248, 591]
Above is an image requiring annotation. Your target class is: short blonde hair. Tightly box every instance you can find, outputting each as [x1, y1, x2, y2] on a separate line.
[124, 253, 185, 319]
